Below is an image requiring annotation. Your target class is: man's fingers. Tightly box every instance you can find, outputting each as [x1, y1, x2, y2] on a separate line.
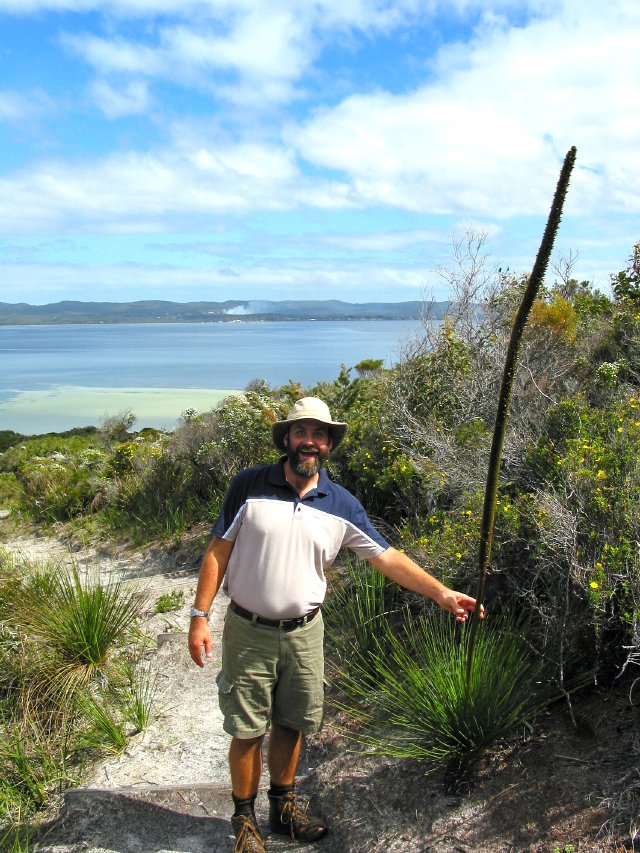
[189, 645, 205, 667]
[188, 626, 213, 667]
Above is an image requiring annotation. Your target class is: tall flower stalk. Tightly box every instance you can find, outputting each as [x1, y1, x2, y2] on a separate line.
[466, 146, 578, 684]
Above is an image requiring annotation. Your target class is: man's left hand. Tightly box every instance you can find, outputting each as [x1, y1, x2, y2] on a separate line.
[437, 589, 484, 623]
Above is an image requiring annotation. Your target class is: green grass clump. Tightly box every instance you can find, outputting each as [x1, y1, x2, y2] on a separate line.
[331, 611, 591, 768]
[324, 556, 401, 668]
[0, 552, 155, 843]
[3, 563, 142, 701]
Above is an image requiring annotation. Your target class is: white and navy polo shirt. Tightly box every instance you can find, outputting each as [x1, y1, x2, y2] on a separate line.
[212, 459, 390, 620]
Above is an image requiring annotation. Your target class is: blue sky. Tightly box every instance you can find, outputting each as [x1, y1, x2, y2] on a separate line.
[0, 0, 638, 305]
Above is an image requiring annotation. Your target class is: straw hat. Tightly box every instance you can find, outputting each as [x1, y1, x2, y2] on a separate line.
[271, 397, 348, 452]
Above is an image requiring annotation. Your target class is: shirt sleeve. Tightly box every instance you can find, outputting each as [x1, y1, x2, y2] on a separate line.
[340, 492, 390, 556]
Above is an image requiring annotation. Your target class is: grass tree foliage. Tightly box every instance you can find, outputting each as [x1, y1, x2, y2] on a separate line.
[330, 604, 578, 768]
[0, 553, 152, 848]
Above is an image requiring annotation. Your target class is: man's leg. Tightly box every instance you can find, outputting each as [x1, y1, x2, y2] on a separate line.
[230, 734, 265, 798]
[266, 721, 301, 784]
[229, 735, 266, 852]
[266, 722, 327, 842]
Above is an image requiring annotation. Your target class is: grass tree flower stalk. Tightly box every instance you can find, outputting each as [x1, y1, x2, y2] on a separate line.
[466, 145, 577, 685]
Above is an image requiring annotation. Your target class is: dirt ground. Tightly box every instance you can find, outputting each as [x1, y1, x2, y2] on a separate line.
[3, 530, 639, 853]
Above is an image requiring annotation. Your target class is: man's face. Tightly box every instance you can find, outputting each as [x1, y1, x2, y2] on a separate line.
[284, 419, 332, 478]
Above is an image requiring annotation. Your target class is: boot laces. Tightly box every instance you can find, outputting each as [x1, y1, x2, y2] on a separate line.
[233, 815, 265, 852]
[279, 793, 311, 837]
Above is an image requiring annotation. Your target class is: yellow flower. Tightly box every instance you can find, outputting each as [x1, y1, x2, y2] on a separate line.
[455, 552, 462, 560]
[590, 581, 600, 590]
[595, 562, 603, 569]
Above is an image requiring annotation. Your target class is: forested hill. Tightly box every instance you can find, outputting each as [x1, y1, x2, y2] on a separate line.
[0, 299, 449, 325]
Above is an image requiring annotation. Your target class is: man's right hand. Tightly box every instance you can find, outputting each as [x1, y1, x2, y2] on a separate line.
[188, 618, 213, 667]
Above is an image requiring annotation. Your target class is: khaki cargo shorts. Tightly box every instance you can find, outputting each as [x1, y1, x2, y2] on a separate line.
[216, 605, 325, 739]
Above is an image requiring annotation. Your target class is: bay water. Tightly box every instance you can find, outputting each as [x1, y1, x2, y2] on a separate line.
[1, 320, 423, 434]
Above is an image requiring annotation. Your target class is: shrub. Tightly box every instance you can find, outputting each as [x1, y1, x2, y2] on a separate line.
[155, 590, 184, 613]
[0, 552, 155, 842]
[324, 556, 402, 673]
[331, 611, 586, 771]
[1, 558, 144, 703]
[17, 453, 104, 522]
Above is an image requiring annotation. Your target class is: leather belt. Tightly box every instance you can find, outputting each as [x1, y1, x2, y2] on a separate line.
[230, 600, 320, 630]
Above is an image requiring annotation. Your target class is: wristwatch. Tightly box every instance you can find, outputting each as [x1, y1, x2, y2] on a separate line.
[190, 606, 209, 619]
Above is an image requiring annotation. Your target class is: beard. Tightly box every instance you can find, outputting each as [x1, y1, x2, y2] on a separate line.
[286, 446, 328, 478]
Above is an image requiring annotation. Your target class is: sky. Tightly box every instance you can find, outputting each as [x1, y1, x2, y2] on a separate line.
[0, 0, 639, 305]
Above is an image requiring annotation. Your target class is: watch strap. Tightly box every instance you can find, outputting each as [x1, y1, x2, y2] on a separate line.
[190, 606, 209, 619]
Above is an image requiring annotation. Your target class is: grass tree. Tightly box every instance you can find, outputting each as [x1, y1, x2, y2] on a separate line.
[0, 552, 152, 847]
[328, 147, 583, 781]
[5, 562, 143, 706]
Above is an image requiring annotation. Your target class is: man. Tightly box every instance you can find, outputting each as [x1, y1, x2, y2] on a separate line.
[188, 397, 482, 852]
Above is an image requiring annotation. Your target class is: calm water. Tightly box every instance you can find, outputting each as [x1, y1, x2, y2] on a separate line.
[1, 320, 423, 433]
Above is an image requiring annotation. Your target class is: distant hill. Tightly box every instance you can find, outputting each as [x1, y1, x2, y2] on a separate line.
[0, 299, 451, 325]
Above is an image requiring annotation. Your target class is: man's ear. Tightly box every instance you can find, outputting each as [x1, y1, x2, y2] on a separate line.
[283, 431, 289, 449]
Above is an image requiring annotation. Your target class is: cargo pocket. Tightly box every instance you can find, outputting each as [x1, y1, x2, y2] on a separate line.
[216, 670, 235, 718]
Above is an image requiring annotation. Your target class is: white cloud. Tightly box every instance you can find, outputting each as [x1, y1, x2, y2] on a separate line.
[0, 258, 437, 303]
[61, 32, 165, 76]
[288, 1, 640, 217]
[90, 79, 151, 117]
[0, 0, 637, 301]
[322, 228, 447, 251]
[0, 88, 52, 124]
[48, 1, 563, 112]
[0, 138, 356, 232]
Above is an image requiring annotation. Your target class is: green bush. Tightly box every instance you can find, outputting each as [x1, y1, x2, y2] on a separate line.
[0, 552, 155, 842]
[155, 590, 184, 613]
[331, 611, 587, 770]
[324, 556, 402, 673]
[17, 453, 104, 522]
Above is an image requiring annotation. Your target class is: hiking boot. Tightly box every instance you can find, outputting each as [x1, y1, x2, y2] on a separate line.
[231, 814, 266, 853]
[268, 790, 328, 842]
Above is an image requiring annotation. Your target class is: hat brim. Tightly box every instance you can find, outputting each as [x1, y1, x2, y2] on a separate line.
[272, 420, 347, 452]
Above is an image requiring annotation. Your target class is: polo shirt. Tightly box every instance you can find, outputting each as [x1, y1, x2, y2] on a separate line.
[211, 459, 390, 619]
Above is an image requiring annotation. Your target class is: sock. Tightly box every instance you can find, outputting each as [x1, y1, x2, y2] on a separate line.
[232, 793, 257, 818]
[268, 782, 294, 798]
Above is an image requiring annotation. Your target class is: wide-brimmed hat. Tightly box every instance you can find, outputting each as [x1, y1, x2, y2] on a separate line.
[271, 397, 348, 452]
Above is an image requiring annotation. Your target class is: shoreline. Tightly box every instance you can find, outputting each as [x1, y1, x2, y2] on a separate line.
[0, 386, 238, 435]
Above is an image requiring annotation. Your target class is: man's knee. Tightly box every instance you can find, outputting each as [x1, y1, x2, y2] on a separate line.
[230, 733, 264, 753]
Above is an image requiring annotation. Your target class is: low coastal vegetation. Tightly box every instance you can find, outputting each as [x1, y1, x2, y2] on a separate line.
[1, 236, 639, 847]
[0, 554, 153, 850]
